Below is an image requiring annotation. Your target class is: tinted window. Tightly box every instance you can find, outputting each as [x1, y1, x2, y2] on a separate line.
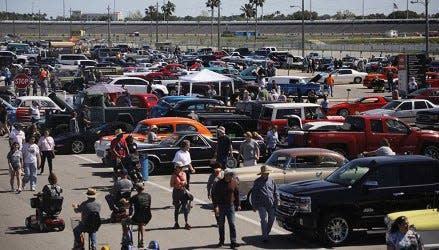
[370, 120, 383, 133]
[414, 101, 427, 110]
[400, 164, 439, 185]
[176, 124, 197, 132]
[398, 102, 412, 111]
[365, 166, 399, 187]
[157, 125, 173, 133]
[260, 107, 273, 120]
[40, 100, 56, 108]
[386, 119, 409, 134]
[277, 109, 297, 119]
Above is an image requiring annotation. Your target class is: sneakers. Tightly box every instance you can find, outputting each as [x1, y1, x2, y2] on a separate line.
[216, 242, 224, 248]
[173, 223, 180, 229]
[230, 242, 240, 249]
[185, 223, 191, 230]
[31, 187, 36, 191]
[10, 188, 15, 192]
[17, 188, 22, 194]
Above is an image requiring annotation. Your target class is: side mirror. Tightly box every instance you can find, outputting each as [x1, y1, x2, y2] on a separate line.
[362, 180, 378, 191]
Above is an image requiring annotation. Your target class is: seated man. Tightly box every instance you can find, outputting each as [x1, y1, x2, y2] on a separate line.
[105, 168, 133, 212]
[40, 173, 63, 216]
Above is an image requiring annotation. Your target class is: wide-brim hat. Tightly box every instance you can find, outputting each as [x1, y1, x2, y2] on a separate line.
[85, 188, 98, 198]
[257, 165, 272, 175]
[115, 128, 123, 136]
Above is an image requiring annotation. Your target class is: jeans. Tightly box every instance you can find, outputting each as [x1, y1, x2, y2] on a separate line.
[257, 206, 276, 240]
[74, 222, 97, 249]
[329, 86, 334, 97]
[22, 162, 37, 190]
[218, 205, 237, 244]
[217, 156, 228, 170]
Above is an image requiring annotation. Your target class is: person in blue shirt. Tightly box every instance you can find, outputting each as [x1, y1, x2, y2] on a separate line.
[266, 125, 279, 155]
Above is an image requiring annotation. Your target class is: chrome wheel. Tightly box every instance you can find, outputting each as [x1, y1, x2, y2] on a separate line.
[324, 216, 349, 244]
[71, 140, 86, 154]
[353, 77, 362, 84]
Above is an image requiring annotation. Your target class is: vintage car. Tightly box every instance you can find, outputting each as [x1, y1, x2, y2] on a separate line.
[231, 148, 347, 204]
[12, 96, 63, 123]
[385, 193, 439, 250]
[134, 131, 266, 175]
[94, 117, 213, 161]
[165, 98, 225, 117]
[407, 88, 439, 105]
[107, 76, 169, 97]
[362, 66, 398, 89]
[327, 96, 391, 117]
[362, 99, 437, 124]
[150, 96, 197, 118]
[55, 121, 134, 154]
[114, 93, 158, 109]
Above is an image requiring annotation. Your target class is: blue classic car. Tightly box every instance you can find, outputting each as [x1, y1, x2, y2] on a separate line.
[265, 74, 328, 97]
[150, 96, 197, 118]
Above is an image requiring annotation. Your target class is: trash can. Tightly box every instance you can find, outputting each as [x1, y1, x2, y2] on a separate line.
[288, 130, 305, 147]
[140, 156, 149, 181]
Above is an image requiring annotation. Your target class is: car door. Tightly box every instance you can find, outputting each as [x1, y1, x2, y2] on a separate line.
[335, 69, 352, 84]
[132, 79, 148, 94]
[394, 101, 414, 123]
[182, 134, 212, 165]
[384, 119, 417, 154]
[285, 155, 323, 183]
[411, 100, 431, 124]
[356, 165, 401, 226]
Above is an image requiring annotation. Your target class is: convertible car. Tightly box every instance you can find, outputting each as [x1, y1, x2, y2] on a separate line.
[327, 96, 391, 117]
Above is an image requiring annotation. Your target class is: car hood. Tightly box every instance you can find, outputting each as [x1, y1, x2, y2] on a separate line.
[278, 179, 345, 195]
[362, 109, 394, 115]
[387, 209, 439, 231]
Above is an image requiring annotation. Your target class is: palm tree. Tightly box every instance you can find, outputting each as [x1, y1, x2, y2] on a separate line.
[249, 0, 265, 48]
[206, 0, 220, 47]
[161, 1, 175, 39]
[145, 5, 157, 41]
[240, 3, 255, 42]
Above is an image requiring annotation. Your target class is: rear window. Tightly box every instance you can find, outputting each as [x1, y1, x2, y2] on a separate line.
[276, 108, 301, 119]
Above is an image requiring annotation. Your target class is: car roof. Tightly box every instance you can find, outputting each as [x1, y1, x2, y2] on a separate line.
[274, 147, 346, 158]
[16, 96, 54, 101]
[262, 103, 320, 108]
[112, 76, 147, 81]
[140, 117, 202, 125]
[351, 155, 439, 166]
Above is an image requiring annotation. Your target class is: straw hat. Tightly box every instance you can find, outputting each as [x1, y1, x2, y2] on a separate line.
[84, 188, 98, 198]
[257, 165, 272, 175]
[150, 125, 158, 130]
[115, 128, 123, 136]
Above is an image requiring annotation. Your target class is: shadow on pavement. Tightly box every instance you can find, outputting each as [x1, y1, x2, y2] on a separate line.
[147, 224, 213, 232]
[79, 163, 103, 169]
[72, 185, 111, 192]
[168, 243, 224, 250]
[6, 226, 43, 235]
[91, 171, 114, 179]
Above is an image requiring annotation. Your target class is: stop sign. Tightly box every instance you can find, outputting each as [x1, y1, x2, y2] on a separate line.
[14, 73, 31, 90]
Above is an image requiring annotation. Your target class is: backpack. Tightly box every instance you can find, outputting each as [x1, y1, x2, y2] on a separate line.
[84, 211, 101, 233]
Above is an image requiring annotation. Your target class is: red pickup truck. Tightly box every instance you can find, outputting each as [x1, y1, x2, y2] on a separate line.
[138, 63, 185, 82]
[292, 114, 439, 160]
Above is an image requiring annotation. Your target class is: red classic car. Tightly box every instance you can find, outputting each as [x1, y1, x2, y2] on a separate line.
[363, 66, 398, 89]
[426, 72, 439, 88]
[327, 96, 391, 117]
[407, 88, 439, 105]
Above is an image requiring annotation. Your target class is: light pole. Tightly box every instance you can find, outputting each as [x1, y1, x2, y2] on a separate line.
[301, 0, 305, 57]
[411, 0, 429, 57]
[217, 2, 221, 50]
[155, 1, 159, 43]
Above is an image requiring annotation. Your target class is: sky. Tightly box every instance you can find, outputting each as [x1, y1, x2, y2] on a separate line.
[1, 0, 438, 18]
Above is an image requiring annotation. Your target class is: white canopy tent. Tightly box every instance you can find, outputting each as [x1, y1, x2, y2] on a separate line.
[178, 69, 234, 96]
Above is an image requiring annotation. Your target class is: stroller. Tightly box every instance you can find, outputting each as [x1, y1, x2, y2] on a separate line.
[108, 190, 132, 223]
[26, 193, 65, 232]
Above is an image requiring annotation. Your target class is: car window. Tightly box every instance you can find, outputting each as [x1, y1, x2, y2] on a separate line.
[386, 119, 409, 134]
[40, 100, 56, 108]
[133, 124, 149, 134]
[277, 109, 295, 119]
[265, 153, 290, 169]
[157, 125, 173, 134]
[399, 165, 439, 185]
[292, 156, 319, 168]
[176, 124, 197, 132]
[260, 107, 273, 120]
[360, 98, 379, 104]
[187, 135, 208, 147]
[426, 102, 434, 108]
[370, 120, 383, 133]
[21, 100, 31, 107]
[364, 166, 399, 187]
[414, 101, 427, 110]
[398, 102, 412, 111]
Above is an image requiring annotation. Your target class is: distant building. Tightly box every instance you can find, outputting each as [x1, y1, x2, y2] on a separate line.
[71, 10, 124, 21]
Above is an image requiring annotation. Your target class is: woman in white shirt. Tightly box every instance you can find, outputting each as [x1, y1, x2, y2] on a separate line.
[37, 129, 55, 175]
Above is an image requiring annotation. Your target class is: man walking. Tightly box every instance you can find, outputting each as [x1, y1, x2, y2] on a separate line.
[239, 132, 260, 167]
[213, 126, 233, 169]
[251, 166, 278, 242]
[212, 171, 241, 249]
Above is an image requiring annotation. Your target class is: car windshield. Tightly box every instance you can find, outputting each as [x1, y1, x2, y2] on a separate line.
[381, 100, 402, 110]
[265, 152, 291, 169]
[11, 99, 22, 108]
[326, 161, 371, 186]
[159, 134, 180, 146]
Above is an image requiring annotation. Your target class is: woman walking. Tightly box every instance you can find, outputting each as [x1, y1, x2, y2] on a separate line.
[38, 129, 55, 175]
[22, 136, 40, 191]
[170, 162, 192, 230]
[7, 142, 23, 193]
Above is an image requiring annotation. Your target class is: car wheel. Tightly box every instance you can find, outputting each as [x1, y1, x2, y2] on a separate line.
[337, 109, 349, 117]
[246, 190, 253, 207]
[423, 144, 439, 160]
[148, 158, 157, 175]
[71, 140, 86, 154]
[353, 77, 362, 84]
[318, 213, 351, 246]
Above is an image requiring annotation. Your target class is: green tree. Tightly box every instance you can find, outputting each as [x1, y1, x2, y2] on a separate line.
[206, 0, 221, 47]
[161, 1, 176, 39]
[249, 0, 265, 44]
[240, 3, 255, 41]
[333, 10, 356, 20]
[388, 10, 419, 19]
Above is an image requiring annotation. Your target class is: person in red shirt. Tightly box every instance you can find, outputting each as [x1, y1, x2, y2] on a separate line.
[170, 162, 192, 230]
[110, 129, 128, 175]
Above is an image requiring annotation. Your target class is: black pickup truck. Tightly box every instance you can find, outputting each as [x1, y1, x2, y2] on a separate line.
[276, 155, 439, 246]
[137, 131, 267, 175]
[45, 92, 148, 135]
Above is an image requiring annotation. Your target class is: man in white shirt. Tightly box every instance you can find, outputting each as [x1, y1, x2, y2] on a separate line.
[408, 77, 418, 93]
[9, 124, 26, 149]
[29, 101, 41, 124]
[172, 139, 195, 190]
[22, 136, 41, 191]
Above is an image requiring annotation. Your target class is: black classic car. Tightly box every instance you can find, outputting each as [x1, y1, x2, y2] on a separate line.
[137, 131, 267, 175]
[165, 98, 224, 117]
[54, 121, 134, 154]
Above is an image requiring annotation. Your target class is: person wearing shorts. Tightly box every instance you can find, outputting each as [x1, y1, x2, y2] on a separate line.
[7, 142, 23, 193]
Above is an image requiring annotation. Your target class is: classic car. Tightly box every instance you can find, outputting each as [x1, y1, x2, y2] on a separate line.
[385, 192, 439, 250]
[134, 131, 266, 175]
[362, 99, 437, 124]
[150, 96, 197, 118]
[12, 96, 63, 123]
[55, 121, 134, 154]
[114, 93, 159, 110]
[94, 117, 213, 161]
[165, 98, 225, 117]
[407, 88, 439, 105]
[362, 66, 398, 89]
[327, 96, 391, 117]
[230, 148, 347, 204]
[107, 76, 169, 97]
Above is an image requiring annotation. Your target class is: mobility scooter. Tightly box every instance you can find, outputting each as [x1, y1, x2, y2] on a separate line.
[25, 193, 65, 232]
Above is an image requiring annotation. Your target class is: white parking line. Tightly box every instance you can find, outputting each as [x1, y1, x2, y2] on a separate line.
[73, 155, 290, 235]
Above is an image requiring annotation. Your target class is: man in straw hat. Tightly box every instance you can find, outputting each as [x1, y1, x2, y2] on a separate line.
[213, 126, 232, 170]
[251, 165, 278, 243]
[72, 188, 102, 250]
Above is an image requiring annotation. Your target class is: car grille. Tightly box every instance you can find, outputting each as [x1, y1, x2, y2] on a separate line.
[278, 192, 300, 215]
